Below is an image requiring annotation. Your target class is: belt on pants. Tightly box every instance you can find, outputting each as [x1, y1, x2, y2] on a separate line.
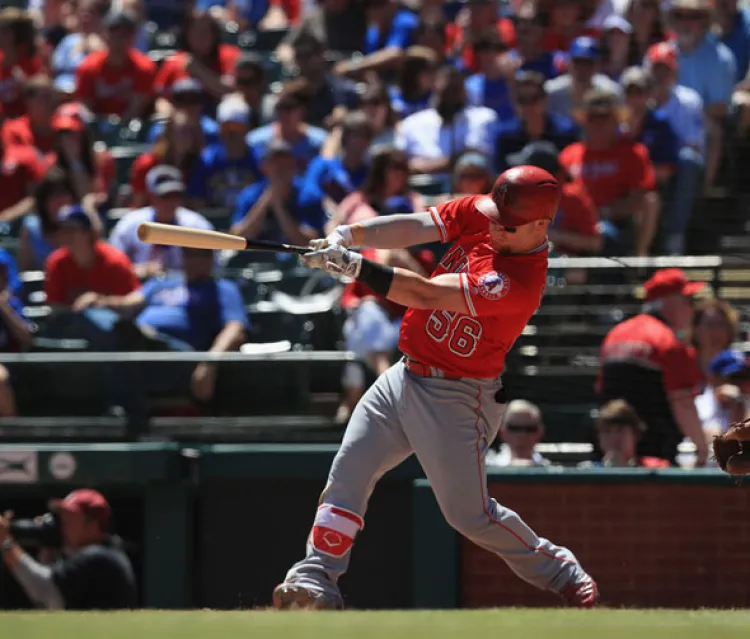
[403, 357, 462, 380]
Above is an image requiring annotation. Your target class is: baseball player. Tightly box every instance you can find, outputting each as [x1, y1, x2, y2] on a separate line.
[273, 166, 599, 610]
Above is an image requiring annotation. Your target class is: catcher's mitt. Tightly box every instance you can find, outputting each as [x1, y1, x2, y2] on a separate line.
[712, 418, 750, 475]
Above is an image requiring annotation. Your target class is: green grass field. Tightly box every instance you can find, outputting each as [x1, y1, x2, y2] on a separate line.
[2, 609, 750, 639]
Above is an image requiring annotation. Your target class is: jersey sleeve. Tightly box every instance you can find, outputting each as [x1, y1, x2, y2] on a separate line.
[660, 343, 702, 399]
[460, 267, 539, 319]
[628, 143, 657, 191]
[74, 58, 96, 104]
[427, 196, 488, 244]
[44, 254, 66, 305]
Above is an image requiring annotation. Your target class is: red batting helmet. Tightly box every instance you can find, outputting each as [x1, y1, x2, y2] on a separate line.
[475, 165, 560, 228]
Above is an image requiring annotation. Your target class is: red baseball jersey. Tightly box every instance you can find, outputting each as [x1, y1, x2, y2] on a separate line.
[76, 49, 156, 116]
[399, 195, 548, 379]
[559, 139, 656, 209]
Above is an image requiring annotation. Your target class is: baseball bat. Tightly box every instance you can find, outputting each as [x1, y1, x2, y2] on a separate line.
[136, 222, 310, 255]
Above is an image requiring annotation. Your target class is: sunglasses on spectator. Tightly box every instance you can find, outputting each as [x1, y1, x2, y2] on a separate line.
[458, 171, 488, 181]
[639, 0, 659, 8]
[276, 101, 300, 112]
[362, 97, 387, 107]
[672, 11, 704, 20]
[388, 161, 409, 172]
[506, 423, 539, 433]
[236, 75, 261, 87]
[587, 111, 613, 121]
[517, 93, 544, 106]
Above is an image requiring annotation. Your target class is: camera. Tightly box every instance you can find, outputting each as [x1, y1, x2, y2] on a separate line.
[9, 511, 62, 548]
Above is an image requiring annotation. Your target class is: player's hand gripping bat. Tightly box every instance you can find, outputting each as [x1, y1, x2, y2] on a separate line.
[136, 222, 310, 255]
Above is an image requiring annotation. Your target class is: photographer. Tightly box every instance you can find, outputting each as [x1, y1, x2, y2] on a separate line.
[0, 489, 136, 610]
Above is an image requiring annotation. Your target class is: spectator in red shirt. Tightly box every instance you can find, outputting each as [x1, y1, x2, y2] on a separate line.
[596, 268, 709, 465]
[559, 87, 659, 256]
[47, 103, 116, 209]
[541, 0, 600, 52]
[0, 8, 42, 119]
[75, 10, 155, 119]
[44, 204, 139, 310]
[581, 399, 671, 468]
[509, 140, 602, 256]
[0, 137, 45, 224]
[154, 9, 241, 115]
[445, 0, 515, 74]
[1, 75, 56, 156]
[130, 110, 205, 208]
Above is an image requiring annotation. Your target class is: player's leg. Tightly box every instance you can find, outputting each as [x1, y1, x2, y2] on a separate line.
[403, 373, 597, 604]
[274, 362, 413, 609]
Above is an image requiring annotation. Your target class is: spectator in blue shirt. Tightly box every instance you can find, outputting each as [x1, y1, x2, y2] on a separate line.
[507, 0, 564, 81]
[231, 53, 268, 132]
[465, 28, 515, 121]
[647, 43, 707, 255]
[599, 15, 635, 81]
[495, 70, 580, 171]
[715, 0, 750, 82]
[231, 139, 326, 246]
[0, 249, 30, 417]
[51, 0, 108, 94]
[93, 247, 249, 401]
[301, 111, 373, 209]
[247, 80, 329, 176]
[333, 0, 418, 80]
[668, 0, 736, 189]
[187, 96, 261, 210]
[285, 32, 359, 129]
[147, 79, 220, 146]
[621, 67, 679, 184]
[195, 0, 272, 30]
[390, 46, 438, 119]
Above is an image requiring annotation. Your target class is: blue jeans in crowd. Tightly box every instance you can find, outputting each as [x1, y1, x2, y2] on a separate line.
[665, 147, 705, 255]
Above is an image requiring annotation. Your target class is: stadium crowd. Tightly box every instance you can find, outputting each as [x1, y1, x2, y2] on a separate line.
[0, 0, 745, 468]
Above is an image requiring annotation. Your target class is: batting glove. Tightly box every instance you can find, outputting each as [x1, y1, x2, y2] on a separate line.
[302, 245, 362, 279]
[308, 225, 354, 251]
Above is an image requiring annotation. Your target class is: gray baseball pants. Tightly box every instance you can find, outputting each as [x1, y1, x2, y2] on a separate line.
[283, 360, 585, 601]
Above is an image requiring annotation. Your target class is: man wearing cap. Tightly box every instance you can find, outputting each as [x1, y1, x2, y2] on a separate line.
[621, 66, 679, 184]
[508, 141, 601, 255]
[666, 0, 735, 191]
[187, 96, 261, 210]
[714, 0, 750, 82]
[646, 42, 706, 255]
[109, 165, 214, 279]
[559, 88, 658, 256]
[696, 349, 750, 436]
[146, 78, 220, 145]
[597, 268, 710, 466]
[545, 36, 623, 119]
[232, 138, 326, 246]
[0, 488, 137, 609]
[495, 70, 580, 172]
[45, 205, 140, 310]
[75, 10, 155, 119]
[600, 15, 634, 81]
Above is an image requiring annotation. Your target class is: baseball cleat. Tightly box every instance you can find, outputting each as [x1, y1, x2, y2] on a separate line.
[559, 572, 599, 608]
[272, 582, 343, 611]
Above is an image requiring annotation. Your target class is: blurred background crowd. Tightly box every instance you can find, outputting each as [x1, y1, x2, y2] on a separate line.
[0, 0, 746, 469]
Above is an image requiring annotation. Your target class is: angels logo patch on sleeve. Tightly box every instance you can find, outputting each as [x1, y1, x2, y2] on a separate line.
[477, 271, 510, 301]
